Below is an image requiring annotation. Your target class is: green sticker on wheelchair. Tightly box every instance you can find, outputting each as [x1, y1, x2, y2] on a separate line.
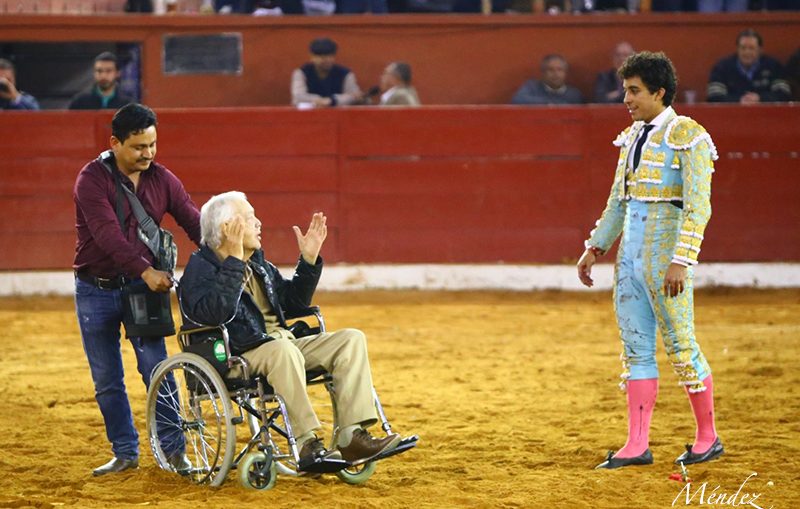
[213, 339, 227, 362]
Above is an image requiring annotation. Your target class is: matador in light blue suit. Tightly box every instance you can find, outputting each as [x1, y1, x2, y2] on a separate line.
[577, 51, 724, 470]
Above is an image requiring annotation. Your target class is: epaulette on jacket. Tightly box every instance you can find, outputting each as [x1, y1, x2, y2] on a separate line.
[665, 116, 719, 161]
[612, 123, 639, 147]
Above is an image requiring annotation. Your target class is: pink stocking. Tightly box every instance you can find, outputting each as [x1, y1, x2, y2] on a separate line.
[615, 378, 658, 458]
[685, 375, 718, 454]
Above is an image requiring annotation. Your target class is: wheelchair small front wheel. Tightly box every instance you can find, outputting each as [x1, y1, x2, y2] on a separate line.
[336, 460, 376, 485]
[239, 451, 277, 490]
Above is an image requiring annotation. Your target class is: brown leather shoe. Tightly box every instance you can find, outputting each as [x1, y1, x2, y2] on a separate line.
[299, 436, 342, 464]
[338, 429, 401, 465]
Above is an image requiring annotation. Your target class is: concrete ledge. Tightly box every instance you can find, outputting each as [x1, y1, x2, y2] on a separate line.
[2, 263, 799, 296]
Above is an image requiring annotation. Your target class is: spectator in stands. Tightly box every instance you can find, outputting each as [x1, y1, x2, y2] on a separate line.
[697, 0, 746, 11]
[451, 0, 508, 12]
[338, 0, 387, 13]
[760, 0, 800, 10]
[593, 42, 635, 104]
[707, 28, 791, 104]
[511, 54, 583, 105]
[786, 47, 800, 101]
[291, 38, 364, 108]
[0, 58, 40, 111]
[592, 0, 628, 11]
[378, 62, 420, 107]
[69, 52, 134, 110]
[651, 0, 695, 10]
[533, 0, 611, 13]
[124, 0, 153, 11]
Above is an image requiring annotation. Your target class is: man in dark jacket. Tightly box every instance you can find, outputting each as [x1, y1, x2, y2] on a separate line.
[69, 52, 133, 110]
[511, 54, 583, 106]
[706, 28, 791, 104]
[592, 42, 635, 104]
[179, 192, 401, 468]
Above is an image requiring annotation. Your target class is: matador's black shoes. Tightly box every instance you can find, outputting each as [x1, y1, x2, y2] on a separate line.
[595, 449, 654, 469]
[675, 437, 724, 465]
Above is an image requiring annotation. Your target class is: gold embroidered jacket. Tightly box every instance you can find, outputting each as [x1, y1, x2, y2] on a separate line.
[587, 111, 718, 266]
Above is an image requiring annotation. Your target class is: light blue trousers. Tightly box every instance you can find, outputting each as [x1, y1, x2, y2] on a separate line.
[613, 200, 711, 392]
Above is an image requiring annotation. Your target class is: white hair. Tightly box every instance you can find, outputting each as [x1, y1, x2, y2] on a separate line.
[200, 191, 248, 249]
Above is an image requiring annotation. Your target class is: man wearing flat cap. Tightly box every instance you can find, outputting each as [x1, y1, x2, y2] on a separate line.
[291, 37, 364, 108]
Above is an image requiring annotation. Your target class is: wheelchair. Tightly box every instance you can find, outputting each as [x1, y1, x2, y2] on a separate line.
[144, 306, 418, 489]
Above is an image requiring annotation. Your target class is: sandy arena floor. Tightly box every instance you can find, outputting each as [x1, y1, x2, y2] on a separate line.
[0, 289, 798, 509]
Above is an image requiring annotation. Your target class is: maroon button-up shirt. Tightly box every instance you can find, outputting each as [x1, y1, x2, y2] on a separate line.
[73, 155, 201, 279]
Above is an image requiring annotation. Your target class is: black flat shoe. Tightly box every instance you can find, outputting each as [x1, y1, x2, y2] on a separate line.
[595, 449, 653, 469]
[92, 456, 139, 477]
[675, 437, 724, 465]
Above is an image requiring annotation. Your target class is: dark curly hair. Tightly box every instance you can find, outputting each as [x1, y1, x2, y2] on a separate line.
[618, 51, 678, 107]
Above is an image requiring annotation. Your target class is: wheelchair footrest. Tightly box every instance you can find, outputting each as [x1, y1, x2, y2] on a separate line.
[298, 457, 349, 474]
[371, 435, 419, 462]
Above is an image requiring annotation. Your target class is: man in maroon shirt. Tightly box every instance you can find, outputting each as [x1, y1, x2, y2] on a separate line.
[73, 103, 201, 476]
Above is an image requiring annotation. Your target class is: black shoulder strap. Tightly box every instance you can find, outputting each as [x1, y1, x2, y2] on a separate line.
[98, 151, 127, 230]
[113, 174, 126, 231]
[97, 150, 162, 255]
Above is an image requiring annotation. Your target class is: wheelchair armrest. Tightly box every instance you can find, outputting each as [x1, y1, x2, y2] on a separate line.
[178, 323, 227, 348]
[178, 324, 227, 335]
[284, 305, 326, 333]
[283, 305, 321, 320]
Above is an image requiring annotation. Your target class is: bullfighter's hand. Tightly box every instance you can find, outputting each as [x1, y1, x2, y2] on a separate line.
[663, 262, 687, 298]
[577, 249, 596, 288]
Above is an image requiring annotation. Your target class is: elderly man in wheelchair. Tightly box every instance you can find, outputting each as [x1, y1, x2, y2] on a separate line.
[145, 191, 416, 489]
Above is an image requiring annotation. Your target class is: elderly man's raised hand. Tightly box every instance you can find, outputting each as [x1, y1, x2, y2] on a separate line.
[294, 212, 327, 265]
[221, 215, 246, 261]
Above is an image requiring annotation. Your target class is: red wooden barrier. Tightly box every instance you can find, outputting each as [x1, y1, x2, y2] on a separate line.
[0, 104, 798, 270]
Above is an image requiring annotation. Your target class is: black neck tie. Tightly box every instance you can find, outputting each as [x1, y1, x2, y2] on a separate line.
[632, 124, 655, 170]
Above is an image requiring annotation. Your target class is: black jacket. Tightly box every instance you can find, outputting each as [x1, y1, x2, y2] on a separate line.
[179, 245, 322, 355]
[707, 54, 791, 103]
[301, 63, 350, 105]
[68, 87, 134, 110]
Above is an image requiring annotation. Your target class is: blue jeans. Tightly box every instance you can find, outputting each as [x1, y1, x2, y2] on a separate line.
[75, 278, 183, 459]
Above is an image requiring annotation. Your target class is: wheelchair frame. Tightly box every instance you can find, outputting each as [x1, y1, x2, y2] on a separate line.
[145, 306, 417, 489]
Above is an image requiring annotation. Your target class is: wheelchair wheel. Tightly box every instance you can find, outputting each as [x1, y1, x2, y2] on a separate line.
[146, 352, 236, 487]
[336, 461, 377, 485]
[239, 451, 277, 490]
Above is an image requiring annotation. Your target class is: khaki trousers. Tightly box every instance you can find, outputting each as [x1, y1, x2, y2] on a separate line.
[231, 328, 378, 438]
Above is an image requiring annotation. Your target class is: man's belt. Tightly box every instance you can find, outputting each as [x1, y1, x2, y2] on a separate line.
[75, 271, 128, 290]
